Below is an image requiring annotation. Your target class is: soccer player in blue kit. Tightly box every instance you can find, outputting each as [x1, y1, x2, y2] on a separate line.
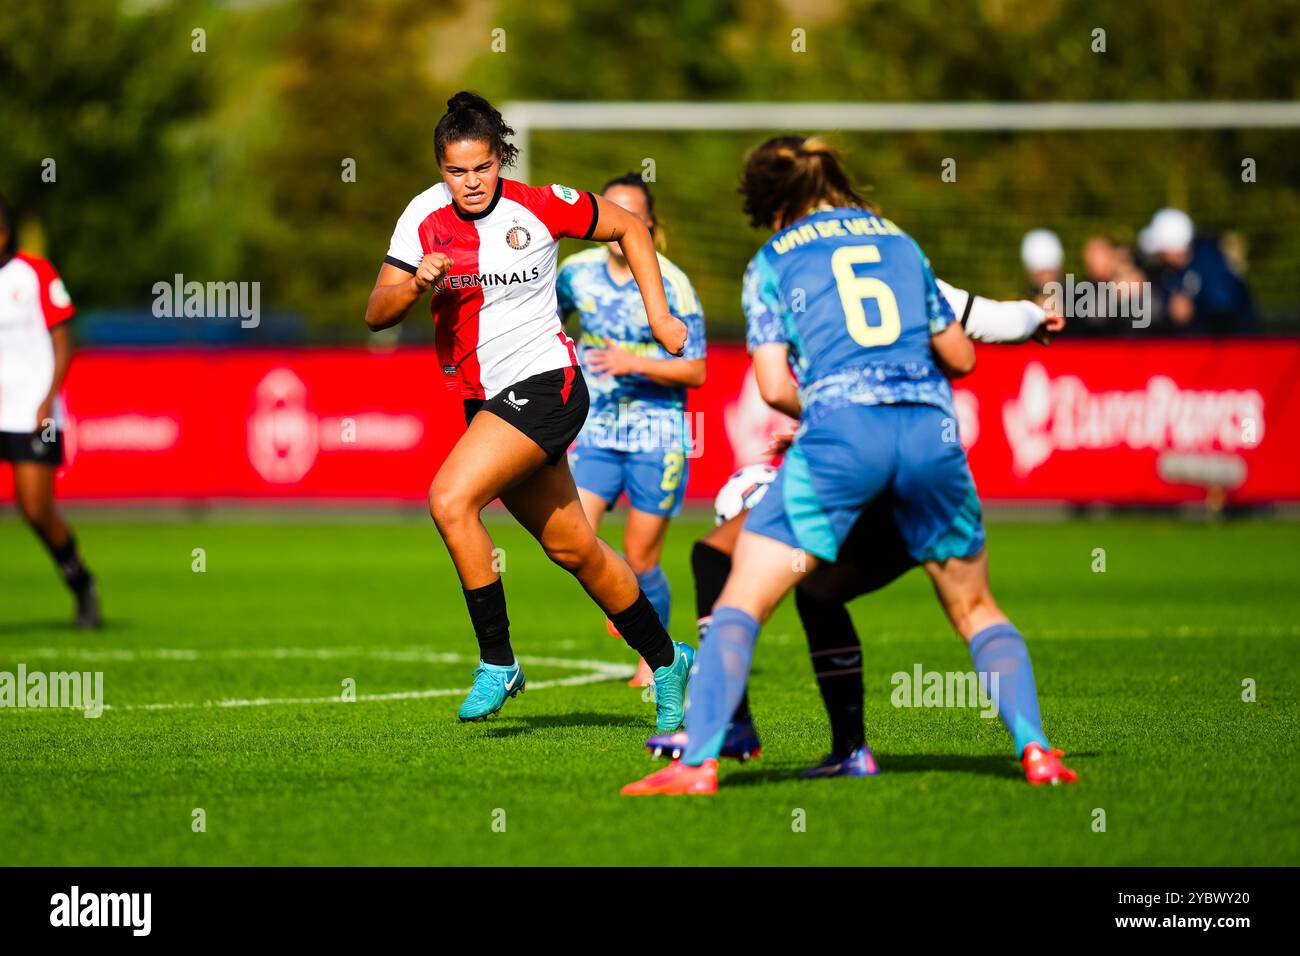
[557, 174, 707, 686]
[622, 136, 1077, 794]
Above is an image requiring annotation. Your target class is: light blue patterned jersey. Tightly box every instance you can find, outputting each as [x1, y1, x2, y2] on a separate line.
[557, 248, 706, 453]
[743, 207, 955, 425]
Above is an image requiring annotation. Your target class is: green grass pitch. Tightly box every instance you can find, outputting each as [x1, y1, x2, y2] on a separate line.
[2, 510, 1298, 866]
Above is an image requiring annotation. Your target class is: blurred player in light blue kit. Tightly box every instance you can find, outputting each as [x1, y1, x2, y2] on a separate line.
[622, 137, 1076, 794]
[557, 174, 706, 685]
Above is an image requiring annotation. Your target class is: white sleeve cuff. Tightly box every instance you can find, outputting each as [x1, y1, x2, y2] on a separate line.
[963, 296, 1045, 344]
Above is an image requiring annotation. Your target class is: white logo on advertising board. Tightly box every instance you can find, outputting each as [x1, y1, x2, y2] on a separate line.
[247, 368, 319, 483]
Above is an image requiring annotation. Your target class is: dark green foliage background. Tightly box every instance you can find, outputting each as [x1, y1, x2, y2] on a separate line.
[2, 0, 1298, 338]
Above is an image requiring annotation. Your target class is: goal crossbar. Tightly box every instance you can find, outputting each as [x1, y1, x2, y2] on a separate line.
[504, 100, 1300, 181]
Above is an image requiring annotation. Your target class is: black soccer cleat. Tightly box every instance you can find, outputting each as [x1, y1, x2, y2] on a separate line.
[75, 579, 102, 630]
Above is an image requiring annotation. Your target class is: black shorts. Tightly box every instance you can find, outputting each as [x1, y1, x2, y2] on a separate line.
[463, 367, 589, 466]
[800, 493, 918, 604]
[0, 430, 64, 466]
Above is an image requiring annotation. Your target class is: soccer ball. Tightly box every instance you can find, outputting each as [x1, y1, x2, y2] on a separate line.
[713, 463, 778, 525]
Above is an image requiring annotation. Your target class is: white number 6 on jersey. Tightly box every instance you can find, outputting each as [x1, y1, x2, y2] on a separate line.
[831, 244, 901, 348]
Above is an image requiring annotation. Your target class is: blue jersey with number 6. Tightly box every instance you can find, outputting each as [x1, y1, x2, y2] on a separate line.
[743, 206, 955, 424]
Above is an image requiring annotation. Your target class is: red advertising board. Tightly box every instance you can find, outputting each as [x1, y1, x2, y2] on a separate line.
[2, 341, 1297, 504]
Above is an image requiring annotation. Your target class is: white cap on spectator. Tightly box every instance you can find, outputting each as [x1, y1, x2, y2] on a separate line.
[1137, 225, 1159, 257]
[1020, 229, 1063, 273]
[1145, 207, 1194, 253]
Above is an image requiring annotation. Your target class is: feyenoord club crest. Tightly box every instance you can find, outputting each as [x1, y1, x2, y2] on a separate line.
[506, 225, 531, 250]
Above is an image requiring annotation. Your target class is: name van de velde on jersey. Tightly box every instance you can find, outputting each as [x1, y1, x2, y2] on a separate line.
[434, 266, 542, 293]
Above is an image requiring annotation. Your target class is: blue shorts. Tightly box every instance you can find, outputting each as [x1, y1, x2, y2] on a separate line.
[744, 403, 985, 564]
[571, 443, 689, 517]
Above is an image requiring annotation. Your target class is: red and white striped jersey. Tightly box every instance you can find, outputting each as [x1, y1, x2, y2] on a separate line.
[0, 252, 75, 432]
[385, 178, 598, 399]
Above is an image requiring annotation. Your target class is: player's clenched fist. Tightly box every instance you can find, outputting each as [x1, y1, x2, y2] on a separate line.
[1032, 310, 1067, 345]
[650, 312, 689, 357]
[414, 252, 454, 291]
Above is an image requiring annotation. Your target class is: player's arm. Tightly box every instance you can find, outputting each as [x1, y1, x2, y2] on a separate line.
[364, 255, 452, 331]
[752, 343, 801, 418]
[920, 256, 975, 378]
[586, 349, 706, 387]
[588, 196, 687, 356]
[743, 252, 797, 414]
[931, 322, 976, 379]
[554, 264, 581, 337]
[938, 278, 1064, 345]
[37, 323, 73, 429]
[587, 292, 706, 386]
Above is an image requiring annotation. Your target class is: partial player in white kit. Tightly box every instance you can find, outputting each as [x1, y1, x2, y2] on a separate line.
[0, 197, 100, 628]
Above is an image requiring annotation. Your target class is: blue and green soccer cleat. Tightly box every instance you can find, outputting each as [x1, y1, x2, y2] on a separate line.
[800, 745, 880, 778]
[457, 660, 525, 722]
[651, 642, 695, 732]
[646, 719, 762, 762]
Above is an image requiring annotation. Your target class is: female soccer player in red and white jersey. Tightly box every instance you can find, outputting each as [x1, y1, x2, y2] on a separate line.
[365, 92, 694, 728]
[0, 197, 100, 628]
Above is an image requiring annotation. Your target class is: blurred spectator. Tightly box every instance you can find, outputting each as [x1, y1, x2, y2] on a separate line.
[1219, 230, 1249, 277]
[1140, 208, 1257, 335]
[1020, 228, 1063, 298]
[1074, 234, 1153, 335]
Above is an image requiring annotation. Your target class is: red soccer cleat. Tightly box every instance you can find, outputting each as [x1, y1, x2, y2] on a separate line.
[1021, 742, 1078, 785]
[607, 618, 655, 686]
[627, 658, 655, 687]
[621, 759, 718, 796]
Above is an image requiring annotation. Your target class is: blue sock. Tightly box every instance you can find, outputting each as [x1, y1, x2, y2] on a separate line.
[636, 565, 672, 631]
[968, 622, 1050, 757]
[682, 606, 759, 765]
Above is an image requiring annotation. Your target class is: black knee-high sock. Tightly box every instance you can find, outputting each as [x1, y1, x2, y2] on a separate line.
[609, 591, 675, 670]
[463, 579, 513, 666]
[796, 587, 865, 757]
[36, 529, 92, 593]
[691, 540, 751, 723]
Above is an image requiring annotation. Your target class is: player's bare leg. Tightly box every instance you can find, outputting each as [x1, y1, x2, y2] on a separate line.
[624, 530, 814, 795]
[500, 458, 640, 613]
[577, 486, 607, 534]
[428, 411, 552, 720]
[702, 512, 743, 554]
[653, 510, 898, 770]
[13, 461, 99, 628]
[428, 410, 547, 589]
[623, 508, 670, 578]
[620, 507, 671, 686]
[922, 548, 1007, 642]
[924, 550, 1076, 784]
[714, 530, 813, 622]
[14, 461, 71, 549]
[501, 455, 693, 729]
[646, 511, 763, 759]
[575, 485, 633, 645]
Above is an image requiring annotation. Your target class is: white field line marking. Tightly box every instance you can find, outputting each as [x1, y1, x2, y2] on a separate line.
[0, 647, 631, 713]
[6, 646, 630, 668]
[752, 624, 1300, 646]
[120, 670, 618, 712]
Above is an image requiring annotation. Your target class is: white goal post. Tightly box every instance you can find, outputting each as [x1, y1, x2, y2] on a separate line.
[503, 100, 1300, 183]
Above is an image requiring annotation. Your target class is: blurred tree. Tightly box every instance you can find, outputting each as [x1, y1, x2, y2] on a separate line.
[3, 0, 1298, 336]
[0, 0, 212, 305]
[235, 0, 458, 336]
[467, 0, 1300, 332]
[472, 0, 746, 100]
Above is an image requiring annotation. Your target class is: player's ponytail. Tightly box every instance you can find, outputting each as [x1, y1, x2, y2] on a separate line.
[739, 135, 872, 230]
[435, 91, 519, 169]
[601, 172, 667, 252]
